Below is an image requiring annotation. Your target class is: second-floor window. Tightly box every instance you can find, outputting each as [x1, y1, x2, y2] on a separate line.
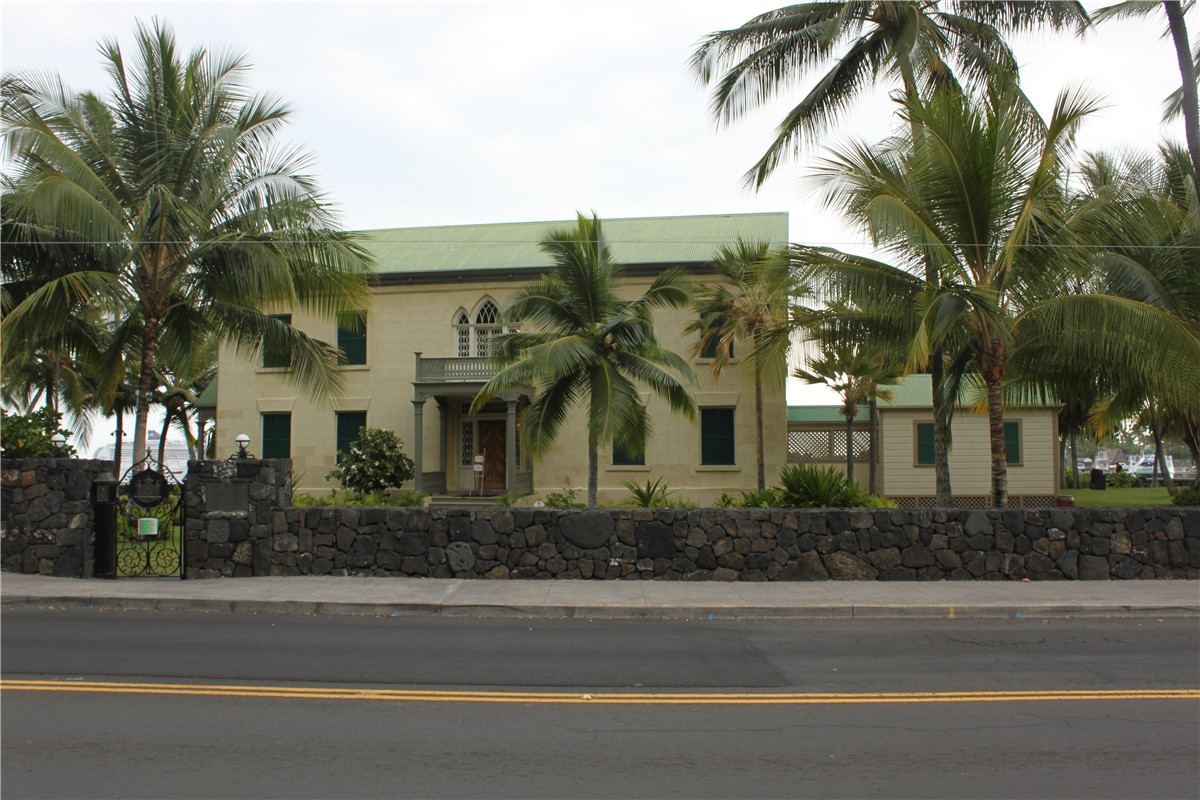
[455, 299, 501, 358]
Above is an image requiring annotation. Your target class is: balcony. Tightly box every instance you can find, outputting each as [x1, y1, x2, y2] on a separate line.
[414, 353, 495, 383]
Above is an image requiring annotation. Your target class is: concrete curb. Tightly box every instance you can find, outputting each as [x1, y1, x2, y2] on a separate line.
[4, 593, 1197, 620]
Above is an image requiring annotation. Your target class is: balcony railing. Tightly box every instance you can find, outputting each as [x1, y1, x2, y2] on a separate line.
[415, 353, 495, 383]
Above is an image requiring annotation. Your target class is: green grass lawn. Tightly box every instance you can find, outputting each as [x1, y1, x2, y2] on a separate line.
[1062, 486, 1175, 507]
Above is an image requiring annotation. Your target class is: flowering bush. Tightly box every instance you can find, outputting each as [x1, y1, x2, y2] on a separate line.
[324, 427, 415, 495]
[1, 408, 77, 458]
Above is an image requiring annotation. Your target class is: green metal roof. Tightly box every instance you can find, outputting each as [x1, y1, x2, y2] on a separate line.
[195, 377, 217, 409]
[878, 374, 934, 407]
[787, 405, 866, 423]
[358, 212, 789, 275]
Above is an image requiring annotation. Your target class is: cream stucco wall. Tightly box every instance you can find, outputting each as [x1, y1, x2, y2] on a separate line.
[215, 274, 785, 504]
[878, 408, 1060, 499]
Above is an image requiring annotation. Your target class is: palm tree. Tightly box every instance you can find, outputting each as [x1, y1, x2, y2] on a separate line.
[1, 20, 373, 466]
[692, 1, 1088, 189]
[809, 85, 1200, 506]
[1096, 2, 1200, 191]
[795, 342, 899, 488]
[1055, 146, 1200, 487]
[684, 239, 794, 489]
[473, 213, 697, 507]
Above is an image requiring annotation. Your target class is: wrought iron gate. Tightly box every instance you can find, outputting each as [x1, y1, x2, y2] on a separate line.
[115, 459, 184, 579]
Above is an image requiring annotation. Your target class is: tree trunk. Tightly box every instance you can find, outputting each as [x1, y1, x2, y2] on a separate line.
[193, 417, 206, 461]
[587, 430, 598, 508]
[1164, 1, 1200, 191]
[1151, 418, 1179, 495]
[113, 407, 124, 477]
[844, 410, 856, 486]
[132, 316, 160, 467]
[1165, 406, 1200, 487]
[930, 350, 953, 507]
[158, 410, 170, 470]
[1070, 433, 1079, 491]
[984, 370, 1008, 508]
[754, 375, 765, 490]
[868, 396, 879, 495]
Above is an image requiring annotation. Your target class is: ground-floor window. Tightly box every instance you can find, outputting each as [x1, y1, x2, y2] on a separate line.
[700, 407, 735, 465]
[262, 413, 291, 459]
[336, 411, 367, 462]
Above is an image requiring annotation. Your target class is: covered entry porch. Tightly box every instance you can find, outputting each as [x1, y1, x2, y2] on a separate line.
[411, 353, 533, 496]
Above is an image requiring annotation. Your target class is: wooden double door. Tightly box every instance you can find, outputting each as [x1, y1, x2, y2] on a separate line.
[477, 420, 506, 491]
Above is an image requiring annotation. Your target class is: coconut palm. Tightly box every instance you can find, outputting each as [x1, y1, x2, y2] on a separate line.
[1096, 2, 1200, 192]
[684, 239, 795, 489]
[1056, 146, 1200, 486]
[808, 85, 1200, 506]
[1, 20, 372, 466]
[795, 342, 899, 487]
[692, 1, 1088, 189]
[473, 213, 697, 508]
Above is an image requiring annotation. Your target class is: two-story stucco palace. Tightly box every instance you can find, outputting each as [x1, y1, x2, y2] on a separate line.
[211, 212, 790, 504]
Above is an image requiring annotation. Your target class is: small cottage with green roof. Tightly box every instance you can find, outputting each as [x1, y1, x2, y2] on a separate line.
[787, 375, 1061, 507]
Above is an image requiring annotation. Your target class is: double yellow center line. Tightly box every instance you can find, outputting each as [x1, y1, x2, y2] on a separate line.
[3, 680, 1197, 705]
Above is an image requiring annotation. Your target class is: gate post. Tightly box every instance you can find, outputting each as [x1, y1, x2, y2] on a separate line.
[92, 471, 118, 579]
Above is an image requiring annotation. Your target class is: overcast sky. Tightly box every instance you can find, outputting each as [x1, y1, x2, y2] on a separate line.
[2, 1, 1193, 442]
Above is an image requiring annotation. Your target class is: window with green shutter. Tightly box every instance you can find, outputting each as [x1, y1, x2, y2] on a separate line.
[701, 408, 735, 465]
[916, 422, 935, 466]
[262, 314, 292, 368]
[612, 439, 644, 466]
[261, 413, 291, 459]
[1004, 421, 1021, 465]
[336, 411, 367, 463]
[699, 315, 733, 359]
[337, 314, 367, 366]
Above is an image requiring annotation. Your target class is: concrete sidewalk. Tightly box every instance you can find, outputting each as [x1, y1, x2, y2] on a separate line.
[2, 572, 1198, 619]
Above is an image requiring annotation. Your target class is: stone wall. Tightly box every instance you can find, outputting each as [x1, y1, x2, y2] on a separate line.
[184, 500, 1200, 581]
[182, 458, 292, 579]
[1, 458, 113, 578]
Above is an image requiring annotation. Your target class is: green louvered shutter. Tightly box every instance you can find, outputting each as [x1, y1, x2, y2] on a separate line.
[337, 314, 367, 365]
[262, 413, 291, 459]
[701, 408, 736, 465]
[1004, 422, 1021, 464]
[916, 423, 935, 465]
[336, 412, 367, 463]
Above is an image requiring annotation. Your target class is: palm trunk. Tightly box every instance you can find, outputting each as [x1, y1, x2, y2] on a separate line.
[1151, 419, 1178, 495]
[113, 407, 124, 477]
[132, 316, 159, 467]
[158, 410, 170, 469]
[587, 431, 598, 508]
[984, 370, 1008, 508]
[930, 349, 953, 506]
[754, 375, 765, 490]
[1164, 1, 1200, 190]
[1167, 407, 1200, 488]
[1070, 433, 1079, 491]
[868, 396, 879, 495]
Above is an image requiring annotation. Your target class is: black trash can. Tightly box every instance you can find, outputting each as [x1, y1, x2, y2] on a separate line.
[1089, 468, 1107, 491]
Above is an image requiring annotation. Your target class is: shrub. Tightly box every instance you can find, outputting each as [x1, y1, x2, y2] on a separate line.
[1108, 470, 1137, 488]
[620, 477, 677, 507]
[738, 487, 785, 508]
[0, 408, 77, 458]
[542, 480, 584, 507]
[713, 492, 738, 508]
[325, 427, 415, 495]
[1172, 485, 1200, 506]
[778, 463, 872, 508]
[494, 491, 528, 507]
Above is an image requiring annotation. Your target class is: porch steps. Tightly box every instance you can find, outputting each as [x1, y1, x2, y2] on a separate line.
[427, 494, 499, 509]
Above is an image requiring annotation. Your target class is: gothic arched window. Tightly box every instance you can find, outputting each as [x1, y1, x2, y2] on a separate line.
[453, 299, 503, 358]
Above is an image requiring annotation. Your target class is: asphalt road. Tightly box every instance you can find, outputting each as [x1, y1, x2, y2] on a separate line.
[3, 609, 1198, 799]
